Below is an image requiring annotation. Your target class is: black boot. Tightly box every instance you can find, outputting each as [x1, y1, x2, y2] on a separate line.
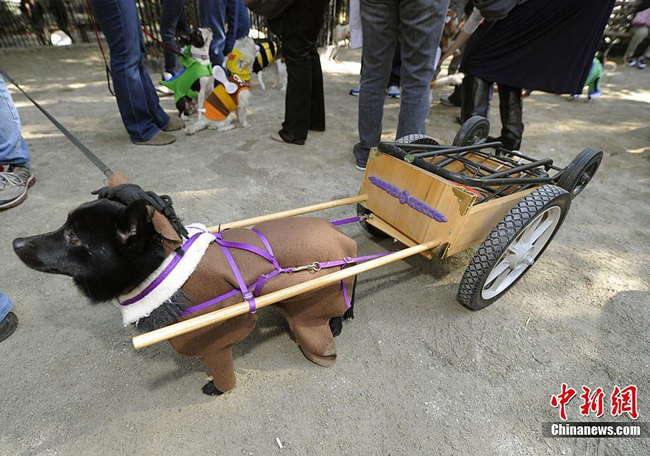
[497, 85, 524, 150]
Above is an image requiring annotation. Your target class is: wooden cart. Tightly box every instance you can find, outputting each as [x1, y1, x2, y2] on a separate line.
[133, 117, 603, 349]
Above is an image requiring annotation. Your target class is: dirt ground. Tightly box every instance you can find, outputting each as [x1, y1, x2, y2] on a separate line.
[0, 46, 648, 456]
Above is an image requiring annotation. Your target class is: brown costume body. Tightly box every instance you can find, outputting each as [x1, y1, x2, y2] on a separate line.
[110, 174, 357, 393]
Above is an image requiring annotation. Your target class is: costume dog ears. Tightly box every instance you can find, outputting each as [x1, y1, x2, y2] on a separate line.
[117, 200, 154, 251]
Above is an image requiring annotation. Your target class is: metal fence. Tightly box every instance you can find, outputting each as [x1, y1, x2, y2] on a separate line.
[0, 0, 345, 55]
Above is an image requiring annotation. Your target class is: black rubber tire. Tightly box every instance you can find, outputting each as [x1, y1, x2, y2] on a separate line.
[453, 116, 490, 147]
[395, 134, 440, 146]
[457, 185, 571, 311]
[556, 148, 603, 199]
[357, 204, 389, 238]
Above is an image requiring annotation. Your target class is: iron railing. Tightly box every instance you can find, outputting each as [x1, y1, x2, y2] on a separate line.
[0, 0, 345, 55]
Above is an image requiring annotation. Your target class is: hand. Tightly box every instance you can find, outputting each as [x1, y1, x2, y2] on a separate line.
[92, 183, 149, 206]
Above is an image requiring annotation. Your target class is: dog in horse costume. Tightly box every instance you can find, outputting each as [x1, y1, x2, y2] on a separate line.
[13, 174, 358, 396]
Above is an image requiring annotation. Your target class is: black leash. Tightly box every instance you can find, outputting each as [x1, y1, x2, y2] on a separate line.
[0, 66, 114, 179]
[0, 67, 189, 240]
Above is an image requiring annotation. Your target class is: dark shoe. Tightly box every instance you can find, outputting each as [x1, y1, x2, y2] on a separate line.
[132, 131, 176, 146]
[439, 96, 458, 107]
[0, 165, 35, 210]
[271, 130, 305, 145]
[162, 116, 185, 131]
[309, 126, 326, 132]
[0, 312, 18, 342]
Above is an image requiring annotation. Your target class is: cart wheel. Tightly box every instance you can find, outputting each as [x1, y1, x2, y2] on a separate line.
[556, 148, 603, 199]
[457, 185, 571, 311]
[395, 134, 440, 146]
[357, 204, 389, 238]
[453, 116, 490, 147]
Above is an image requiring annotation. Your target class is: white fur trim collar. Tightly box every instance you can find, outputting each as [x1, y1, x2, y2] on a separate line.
[114, 224, 213, 327]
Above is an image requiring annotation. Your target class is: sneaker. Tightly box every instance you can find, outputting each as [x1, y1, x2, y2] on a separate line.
[386, 85, 400, 98]
[626, 56, 637, 67]
[355, 160, 366, 171]
[0, 312, 18, 342]
[588, 90, 602, 99]
[132, 130, 176, 146]
[0, 165, 35, 210]
[637, 57, 647, 69]
[568, 94, 582, 101]
[349, 84, 360, 96]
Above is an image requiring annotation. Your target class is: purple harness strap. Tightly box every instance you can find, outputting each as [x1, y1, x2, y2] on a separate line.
[118, 233, 202, 307]
[180, 227, 392, 317]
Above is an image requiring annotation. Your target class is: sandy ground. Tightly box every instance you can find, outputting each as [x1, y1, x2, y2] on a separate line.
[0, 46, 649, 456]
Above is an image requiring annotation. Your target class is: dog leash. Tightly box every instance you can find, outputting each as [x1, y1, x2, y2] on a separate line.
[141, 28, 185, 57]
[0, 67, 114, 179]
[83, 0, 115, 97]
[0, 67, 190, 239]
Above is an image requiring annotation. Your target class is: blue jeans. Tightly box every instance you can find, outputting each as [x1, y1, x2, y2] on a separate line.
[200, 0, 251, 66]
[161, 0, 190, 74]
[0, 75, 31, 167]
[88, 0, 170, 142]
[0, 291, 14, 321]
[353, 0, 449, 166]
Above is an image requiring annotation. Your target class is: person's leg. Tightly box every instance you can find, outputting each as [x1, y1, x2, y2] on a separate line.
[224, 0, 251, 56]
[88, 0, 170, 142]
[396, 0, 449, 139]
[274, 0, 328, 142]
[0, 291, 18, 342]
[161, 0, 185, 75]
[460, 74, 491, 122]
[353, 0, 400, 168]
[388, 40, 401, 88]
[0, 75, 34, 209]
[199, 0, 227, 66]
[624, 26, 649, 60]
[497, 84, 523, 150]
[0, 75, 31, 167]
[308, 43, 325, 131]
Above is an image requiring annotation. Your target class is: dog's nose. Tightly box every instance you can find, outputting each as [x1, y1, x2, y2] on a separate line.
[13, 238, 33, 252]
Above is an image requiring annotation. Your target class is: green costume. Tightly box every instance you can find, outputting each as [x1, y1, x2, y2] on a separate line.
[584, 57, 602, 97]
[160, 47, 213, 103]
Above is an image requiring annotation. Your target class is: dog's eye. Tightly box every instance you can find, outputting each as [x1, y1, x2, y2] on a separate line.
[67, 232, 80, 245]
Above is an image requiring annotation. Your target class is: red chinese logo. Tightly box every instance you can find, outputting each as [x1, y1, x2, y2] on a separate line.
[550, 384, 639, 421]
[611, 385, 638, 419]
[550, 383, 577, 421]
[579, 386, 604, 418]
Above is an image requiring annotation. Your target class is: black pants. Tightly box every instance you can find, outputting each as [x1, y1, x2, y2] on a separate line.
[460, 74, 523, 150]
[269, 0, 327, 141]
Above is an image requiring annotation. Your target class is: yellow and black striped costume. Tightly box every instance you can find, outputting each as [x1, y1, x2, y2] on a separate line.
[253, 40, 279, 74]
[203, 78, 251, 121]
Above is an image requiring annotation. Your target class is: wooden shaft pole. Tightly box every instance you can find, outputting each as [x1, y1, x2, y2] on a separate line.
[207, 194, 369, 232]
[132, 238, 441, 350]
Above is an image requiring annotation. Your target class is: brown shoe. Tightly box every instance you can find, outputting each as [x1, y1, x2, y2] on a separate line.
[162, 116, 185, 132]
[132, 131, 176, 146]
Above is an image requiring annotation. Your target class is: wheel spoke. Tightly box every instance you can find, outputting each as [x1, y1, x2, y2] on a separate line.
[520, 214, 544, 244]
[527, 219, 555, 245]
[485, 261, 510, 288]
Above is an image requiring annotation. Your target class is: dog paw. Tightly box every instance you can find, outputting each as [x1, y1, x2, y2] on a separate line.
[241, 122, 251, 129]
[329, 316, 343, 337]
[202, 381, 224, 396]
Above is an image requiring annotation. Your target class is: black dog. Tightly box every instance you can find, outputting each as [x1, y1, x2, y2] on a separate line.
[13, 193, 356, 395]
